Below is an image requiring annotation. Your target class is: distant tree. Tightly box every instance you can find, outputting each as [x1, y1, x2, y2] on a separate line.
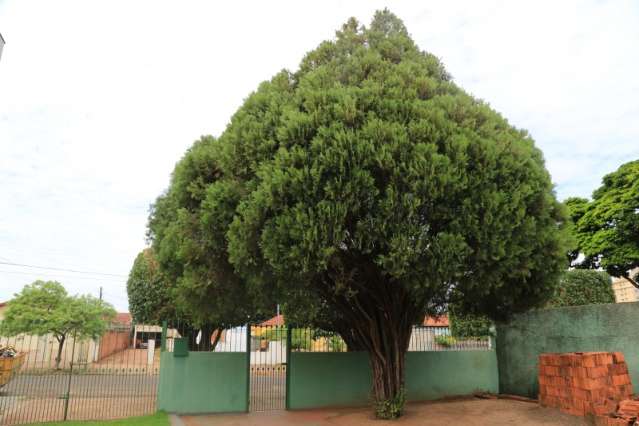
[126, 248, 175, 324]
[449, 308, 492, 339]
[0, 281, 116, 369]
[568, 160, 639, 288]
[547, 270, 615, 307]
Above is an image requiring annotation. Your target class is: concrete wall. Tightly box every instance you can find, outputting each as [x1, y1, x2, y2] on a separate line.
[405, 351, 499, 401]
[157, 351, 247, 414]
[98, 331, 130, 361]
[288, 352, 371, 409]
[496, 302, 639, 398]
[288, 350, 498, 410]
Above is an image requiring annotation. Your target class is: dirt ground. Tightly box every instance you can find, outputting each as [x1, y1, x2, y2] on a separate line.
[174, 398, 589, 426]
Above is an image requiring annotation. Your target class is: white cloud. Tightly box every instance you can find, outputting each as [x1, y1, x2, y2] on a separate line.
[1, 0, 637, 310]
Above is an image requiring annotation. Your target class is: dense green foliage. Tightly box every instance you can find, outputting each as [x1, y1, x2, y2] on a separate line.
[547, 269, 615, 307]
[566, 160, 639, 288]
[449, 309, 492, 338]
[148, 10, 566, 416]
[0, 281, 116, 368]
[126, 248, 175, 324]
[148, 136, 272, 328]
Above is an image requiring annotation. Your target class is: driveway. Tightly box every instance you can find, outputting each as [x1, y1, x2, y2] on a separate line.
[173, 398, 588, 426]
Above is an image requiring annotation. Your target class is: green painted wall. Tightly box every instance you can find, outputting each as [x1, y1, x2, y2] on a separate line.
[405, 351, 498, 401]
[288, 352, 371, 409]
[496, 302, 639, 398]
[157, 352, 247, 414]
[288, 350, 498, 409]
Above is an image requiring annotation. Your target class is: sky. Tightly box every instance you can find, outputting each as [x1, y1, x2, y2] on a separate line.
[0, 0, 638, 311]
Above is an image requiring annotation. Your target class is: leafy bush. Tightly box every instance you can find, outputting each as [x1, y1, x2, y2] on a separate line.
[434, 335, 457, 347]
[547, 270, 615, 307]
[374, 388, 405, 419]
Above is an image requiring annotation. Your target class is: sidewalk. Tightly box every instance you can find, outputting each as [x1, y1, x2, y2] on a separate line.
[170, 398, 587, 426]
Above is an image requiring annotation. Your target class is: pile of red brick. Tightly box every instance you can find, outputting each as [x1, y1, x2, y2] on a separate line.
[539, 352, 637, 424]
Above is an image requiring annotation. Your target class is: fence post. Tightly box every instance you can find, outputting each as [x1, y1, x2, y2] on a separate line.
[161, 320, 168, 352]
[245, 324, 251, 413]
[285, 324, 292, 410]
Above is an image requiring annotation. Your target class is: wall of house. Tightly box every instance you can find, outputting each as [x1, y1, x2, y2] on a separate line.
[98, 331, 130, 361]
[157, 351, 248, 414]
[496, 302, 639, 398]
[0, 333, 100, 369]
[287, 350, 498, 410]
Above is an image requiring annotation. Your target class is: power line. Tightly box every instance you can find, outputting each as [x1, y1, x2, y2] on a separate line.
[0, 269, 128, 285]
[0, 261, 127, 278]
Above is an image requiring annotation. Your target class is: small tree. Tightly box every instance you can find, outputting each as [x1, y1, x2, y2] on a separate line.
[547, 270, 615, 307]
[0, 281, 116, 369]
[567, 160, 639, 288]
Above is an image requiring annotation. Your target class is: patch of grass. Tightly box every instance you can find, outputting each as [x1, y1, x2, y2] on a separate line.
[24, 412, 169, 426]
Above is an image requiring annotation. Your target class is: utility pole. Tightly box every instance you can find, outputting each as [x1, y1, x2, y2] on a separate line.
[99, 286, 103, 301]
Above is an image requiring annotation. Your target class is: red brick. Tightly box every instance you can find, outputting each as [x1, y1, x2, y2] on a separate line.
[572, 366, 588, 378]
[594, 403, 613, 416]
[612, 352, 625, 364]
[618, 399, 639, 417]
[545, 365, 560, 376]
[612, 375, 631, 386]
[608, 363, 629, 376]
[596, 353, 614, 366]
[590, 366, 611, 378]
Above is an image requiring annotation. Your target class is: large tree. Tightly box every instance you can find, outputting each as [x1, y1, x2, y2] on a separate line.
[566, 160, 639, 288]
[149, 11, 566, 418]
[0, 281, 116, 369]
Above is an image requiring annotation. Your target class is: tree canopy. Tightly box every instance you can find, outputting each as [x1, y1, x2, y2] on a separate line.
[148, 10, 567, 418]
[126, 248, 175, 324]
[547, 269, 615, 308]
[566, 160, 639, 288]
[0, 281, 116, 368]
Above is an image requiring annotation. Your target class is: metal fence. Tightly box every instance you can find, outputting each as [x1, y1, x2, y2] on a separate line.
[0, 325, 159, 425]
[408, 326, 491, 351]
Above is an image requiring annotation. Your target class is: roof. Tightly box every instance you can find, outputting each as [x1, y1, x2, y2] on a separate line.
[423, 315, 449, 327]
[260, 314, 284, 326]
[114, 312, 132, 325]
[0, 302, 6, 308]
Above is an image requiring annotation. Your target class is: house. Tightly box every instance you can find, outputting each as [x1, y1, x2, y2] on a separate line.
[612, 269, 639, 303]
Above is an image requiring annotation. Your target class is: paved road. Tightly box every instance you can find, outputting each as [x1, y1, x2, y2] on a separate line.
[1, 373, 159, 398]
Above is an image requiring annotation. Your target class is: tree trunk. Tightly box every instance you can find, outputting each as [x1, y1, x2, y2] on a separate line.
[211, 328, 222, 351]
[324, 277, 418, 418]
[55, 335, 66, 370]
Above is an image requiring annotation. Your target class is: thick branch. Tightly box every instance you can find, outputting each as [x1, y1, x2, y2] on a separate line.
[623, 274, 639, 289]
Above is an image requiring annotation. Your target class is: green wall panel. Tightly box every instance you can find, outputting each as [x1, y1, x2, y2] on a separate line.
[288, 352, 371, 409]
[288, 350, 498, 409]
[496, 302, 639, 398]
[157, 351, 247, 414]
[405, 351, 498, 400]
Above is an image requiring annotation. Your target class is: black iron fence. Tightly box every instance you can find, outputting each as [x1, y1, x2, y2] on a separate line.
[0, 324, 159, 425]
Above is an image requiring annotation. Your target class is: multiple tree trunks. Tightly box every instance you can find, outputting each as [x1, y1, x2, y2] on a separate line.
[539, 352, 636, 424]
[320, 273, 421, 408]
